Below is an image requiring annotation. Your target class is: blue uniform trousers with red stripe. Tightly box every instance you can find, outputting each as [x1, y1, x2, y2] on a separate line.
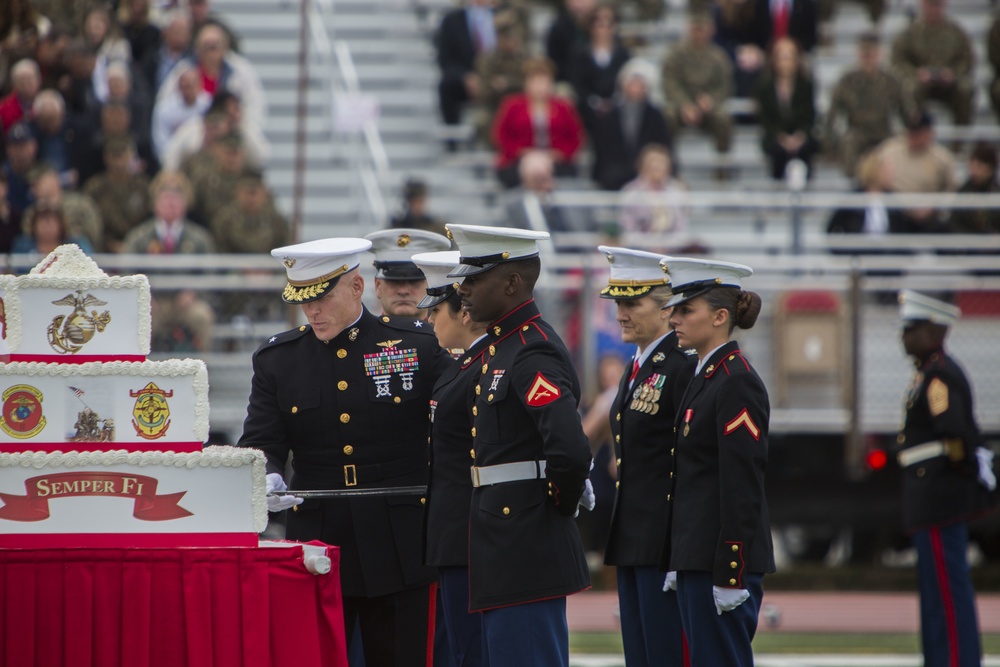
[438, 567, 484, 667]
[913, 523, 983, 667]
[676, 571, 763, 667]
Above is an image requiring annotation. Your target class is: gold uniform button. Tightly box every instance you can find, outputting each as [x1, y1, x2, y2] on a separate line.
[292, 505, 299, 512]
[482, 364, 488, 375]
[616, 458, 621, 466]
[917, 467, 926, 477]
[729, 355, 735, 361]
[670, 448, 675, 455]
[475, 385, 482, 395]
[338, 381, 348, 391]
[471, 427, 477, 437]
[472, 406, 478, 416]
[731, 545, 739, 552]
[420, 497, 426, 505]
[673, 426, 677, 433]
[470, 449, 476, 458]
[291, 406, 298, 414]
[493, 326, 501, 336]
[298, 325, 307, 332]
[730, 561, 738, 569]
[616, 481, 620, 489]
[394, 396, 401, 404]
[548, 490, 553, 496]
[729, 578, 737, 586]
[522, 326, 529, 331]
[337, 349, 347, 359]
[667, 494, 671, 501]
[502, 507, 510, 516]
[382, 316, 390, 322]
[489, 345, 496, 356]
[616, 413, 621, 422]
[615, 435, 621, 443]
[340, 413, 350, 424]
[669, 472, 674, 479]
[897, 434, 906, 444]
[488, 394, 494, 402]
[343, 445, 354, 455]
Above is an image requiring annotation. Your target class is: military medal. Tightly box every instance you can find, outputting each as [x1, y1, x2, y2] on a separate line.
[683, 408, 693, 436]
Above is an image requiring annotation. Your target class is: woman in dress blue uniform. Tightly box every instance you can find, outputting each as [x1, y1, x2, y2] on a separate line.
[657, 257, 775, 667]
[413, 250, 489, 667]
[597, 246, 694, 667]
[896, 290, 997, 667]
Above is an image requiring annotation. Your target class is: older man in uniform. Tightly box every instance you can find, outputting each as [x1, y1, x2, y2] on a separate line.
[896, 290, 996, 667]
[238, 238, 450, 667]
[366, 228, 452, 319]
[448, 224, 592, 666]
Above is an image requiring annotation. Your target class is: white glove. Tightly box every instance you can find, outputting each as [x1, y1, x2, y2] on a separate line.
[662, 571, 677, 592]
[266, 472, 303, 512]
[976, 448, 997, 491]
[579, 478, 596, 512]
[713, 586, 750, 615]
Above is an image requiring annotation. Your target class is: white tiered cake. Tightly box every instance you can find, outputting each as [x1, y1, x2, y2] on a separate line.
[0, 245, 266, 547]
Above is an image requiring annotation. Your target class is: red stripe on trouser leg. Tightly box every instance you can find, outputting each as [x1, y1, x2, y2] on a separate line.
[426, 581, 438, 667]
[929, 526, 961, 667]
[682, 629, 690, 667]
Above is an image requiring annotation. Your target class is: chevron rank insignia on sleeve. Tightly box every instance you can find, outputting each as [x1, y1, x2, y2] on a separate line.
[526, 372, 561, 407]
[724, 408, 760, 441]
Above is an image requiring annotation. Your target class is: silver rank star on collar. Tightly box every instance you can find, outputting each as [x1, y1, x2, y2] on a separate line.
[413, 320, 423, 327]
[269, 336, 277, 343]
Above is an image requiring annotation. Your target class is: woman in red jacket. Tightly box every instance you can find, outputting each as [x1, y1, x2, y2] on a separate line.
[492, 57, 583, 189]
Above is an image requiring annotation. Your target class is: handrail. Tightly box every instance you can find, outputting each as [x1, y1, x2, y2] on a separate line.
[308, 0, 390, 230]
[546, 190, 1000, 210]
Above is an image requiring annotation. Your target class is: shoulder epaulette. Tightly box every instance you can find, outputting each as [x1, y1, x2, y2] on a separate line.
[377, 314, 436, 336]
[256, 325, 311, 353]
[705, 351, 752, 378]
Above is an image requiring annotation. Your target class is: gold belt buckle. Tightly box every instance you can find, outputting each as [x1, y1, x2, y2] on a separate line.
[344, 464, 357, 487]
[470, 466, 481, 487]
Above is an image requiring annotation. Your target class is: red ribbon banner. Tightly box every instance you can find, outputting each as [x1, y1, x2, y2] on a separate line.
[0, 472, 193, 522]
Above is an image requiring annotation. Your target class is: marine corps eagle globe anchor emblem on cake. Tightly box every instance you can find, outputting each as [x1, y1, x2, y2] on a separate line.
[47, 290, 112, 354]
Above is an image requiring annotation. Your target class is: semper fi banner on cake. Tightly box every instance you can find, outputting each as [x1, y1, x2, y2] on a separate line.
[0, 360, 208, 453]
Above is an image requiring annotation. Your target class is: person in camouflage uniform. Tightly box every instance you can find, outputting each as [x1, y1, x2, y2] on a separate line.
[988, 12, 1000, 124]
[188, 131, 245, 227]
[210, 168, 290, 253]
[25, 165, 104, 251]
[825, 33, 905, 178]
[890, 0, 975, 127]
[950, 143, 1000, 236]
[82, 137, 151, 252]
[661, 12, 733, 156]
[474, 12, 528, 144]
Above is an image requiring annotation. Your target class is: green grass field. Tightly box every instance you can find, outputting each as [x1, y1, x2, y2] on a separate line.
[569, 632, 1000, 655]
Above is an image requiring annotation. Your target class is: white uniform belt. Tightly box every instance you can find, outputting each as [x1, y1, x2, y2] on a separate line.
[897, 440, 946, 468]
[470, 460, 547, 488]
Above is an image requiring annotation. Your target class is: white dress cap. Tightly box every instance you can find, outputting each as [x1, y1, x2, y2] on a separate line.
[271, 237, 372, 303]
[445, 224, 550, 277]
[899, 289, 960, 326]
[364, 228, 452, 280]
[412, 250, 461, 309]
[597, 245, 672, 299]
[658, 256, 753, 307]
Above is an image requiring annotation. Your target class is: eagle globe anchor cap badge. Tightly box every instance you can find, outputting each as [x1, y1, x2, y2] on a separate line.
[271, 238, 372, 304]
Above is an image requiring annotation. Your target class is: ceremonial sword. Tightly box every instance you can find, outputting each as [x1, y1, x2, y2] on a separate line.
[267, 485, 427, 499]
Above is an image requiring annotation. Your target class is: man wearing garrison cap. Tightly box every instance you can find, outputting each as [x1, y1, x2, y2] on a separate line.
[365, 228, 452, 319]
[447, 223, 592, 666]
[896, 289, 996, 667]
[237, 238, 451, 666]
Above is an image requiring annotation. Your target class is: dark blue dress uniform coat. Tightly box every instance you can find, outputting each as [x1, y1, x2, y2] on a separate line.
[425, 334, 491, 567]
[898, 350, 995, 532]
[238, 308, 450, 598]
[466, 300, 592, 611]
[605, 332, 696, 566]
[660, 340, 776, 588]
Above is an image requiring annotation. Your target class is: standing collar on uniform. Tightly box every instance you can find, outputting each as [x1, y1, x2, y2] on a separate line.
[916, 348, 946, 369]
[486, 299, 541, 339]
[698, 340, 741, 377]
[635, 330, 674, 368]
[459, 332, 495, 369]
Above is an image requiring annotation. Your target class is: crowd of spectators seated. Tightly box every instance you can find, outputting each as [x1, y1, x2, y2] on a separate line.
[433, 0, 1000, 248]
[0, 0, 290, 352]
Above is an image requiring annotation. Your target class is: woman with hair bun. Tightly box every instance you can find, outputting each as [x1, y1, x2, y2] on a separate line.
[657, 257, 775, 667]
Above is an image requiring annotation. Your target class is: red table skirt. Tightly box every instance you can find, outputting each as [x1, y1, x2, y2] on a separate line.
[0, 544, 348, 667]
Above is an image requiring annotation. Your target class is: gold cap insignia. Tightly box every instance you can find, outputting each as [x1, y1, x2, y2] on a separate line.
[397, 234, 411, 247]
[501, 251, 510, 260]
[452, 282, 460, 290]
[445, 228, 453, 240]
[283, 257, 296, 269]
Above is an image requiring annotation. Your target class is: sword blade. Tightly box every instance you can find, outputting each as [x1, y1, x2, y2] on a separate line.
[269, 485, 427, 499]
